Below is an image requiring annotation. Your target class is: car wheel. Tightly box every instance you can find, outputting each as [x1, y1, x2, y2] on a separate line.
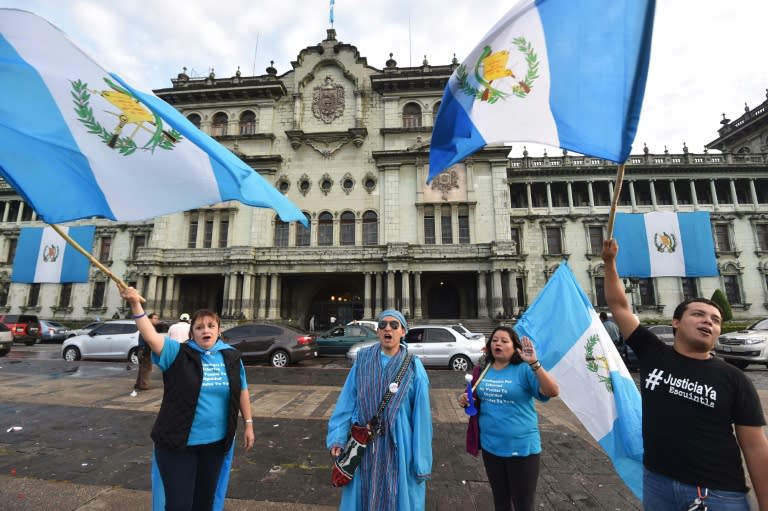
[128, 348, 139, 365]
[63, 346, 81, 361]
[270, 349, 290, 368]
[450, 355, 472, 372]
[726, 359, 749, 370]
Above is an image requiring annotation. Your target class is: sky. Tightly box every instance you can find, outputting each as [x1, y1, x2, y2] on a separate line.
[2, 0, 767, 158]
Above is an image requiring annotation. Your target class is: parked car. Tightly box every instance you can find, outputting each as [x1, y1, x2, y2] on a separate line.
[347, 325, 485, 371]
[450, 324, 485, 342]
[221, 323, 318, 367]
[68, 321, 103, 338]
[0, 323, 12, 356]
[0, 314, 40, 345]
[317, 324, 378, 356]
[346, 320, 379, 331]
[714, 318, 768, 369]
[61, 320, 140, 363]
[647, 325, 675, 346]
[614, 339, 640, 372]
[38, 319, 72, 343]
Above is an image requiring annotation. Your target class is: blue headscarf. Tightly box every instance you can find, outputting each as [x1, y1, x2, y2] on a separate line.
[378, 309, 408, 332]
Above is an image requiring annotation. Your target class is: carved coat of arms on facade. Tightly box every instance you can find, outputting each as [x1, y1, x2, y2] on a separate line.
[431, 168, 460, 199]
[312, 76, 345, 124]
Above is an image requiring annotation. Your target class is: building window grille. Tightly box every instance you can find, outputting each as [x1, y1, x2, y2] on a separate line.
[340, 212, 355, 246]
[362, 211, 378, 245]
[402, 102, 422, 128]
[318, 212, 333, 246]
[274, 220, 289, 247]
[424, 206, 435, 245]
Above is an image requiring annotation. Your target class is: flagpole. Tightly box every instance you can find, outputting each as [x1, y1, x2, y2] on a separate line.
[606, 163, 626, 239]
[471, 364, 491, 393]
[49, 224, 145, 301]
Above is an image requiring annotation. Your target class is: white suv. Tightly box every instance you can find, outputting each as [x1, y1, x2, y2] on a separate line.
[714, 318, 768, 369]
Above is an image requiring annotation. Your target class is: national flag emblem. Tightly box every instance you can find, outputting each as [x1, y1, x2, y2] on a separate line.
[456, 39, 538, 103]
[41, 244, 60, 263]
[12, 226, 95, 283]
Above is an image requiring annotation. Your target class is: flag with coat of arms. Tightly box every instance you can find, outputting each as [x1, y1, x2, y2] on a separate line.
[429, 0, 656, 181]
[12, 226, 95, 283]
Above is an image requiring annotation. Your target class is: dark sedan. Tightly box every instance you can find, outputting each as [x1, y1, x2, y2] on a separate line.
[221, 323, 318, 367]
[316, 324, 378, 356]
[38, 319, 72, 343]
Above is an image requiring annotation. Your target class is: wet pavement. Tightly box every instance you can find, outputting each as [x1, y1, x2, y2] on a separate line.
[0, 345, 766, 510]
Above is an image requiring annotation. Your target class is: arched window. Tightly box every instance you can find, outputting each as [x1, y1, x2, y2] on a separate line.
[187, 113, 202, 129]
[432, 101, 441, 125]
[239, 110, 257, 135]
[340, 211, 355, 246]
[362, 210, 378, 245]
[274, 219, 289, 247]
[318, 212, 333, 246]
[211, 112, 228, 136]
[295, 212, 311, 246]
[402, 102, 422, 128]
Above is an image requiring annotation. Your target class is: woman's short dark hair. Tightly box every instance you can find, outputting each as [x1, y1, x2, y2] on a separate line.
[189, 309, 221, 330]
[483, 326, 524, 367]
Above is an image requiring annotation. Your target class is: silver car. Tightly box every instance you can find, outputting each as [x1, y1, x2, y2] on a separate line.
[61, 320, 140, 364]
[0, 323, 12, 357]
[347, 325, 485, 371]
[714, 318, 768, 369]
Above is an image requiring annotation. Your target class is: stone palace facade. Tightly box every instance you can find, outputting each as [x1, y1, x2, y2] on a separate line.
[1, 29, 767, 329]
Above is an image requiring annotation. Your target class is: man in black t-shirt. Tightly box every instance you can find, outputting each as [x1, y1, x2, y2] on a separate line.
[602, 239, 768, 510]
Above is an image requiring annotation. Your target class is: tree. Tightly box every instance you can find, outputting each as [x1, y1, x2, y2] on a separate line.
[710, 289, 733, 322]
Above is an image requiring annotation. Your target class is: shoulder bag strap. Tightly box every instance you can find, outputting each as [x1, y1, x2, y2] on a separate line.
[370, 352, 413, 430]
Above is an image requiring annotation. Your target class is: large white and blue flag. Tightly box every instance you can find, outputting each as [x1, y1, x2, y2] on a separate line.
[0, 9, 306, 225]
[515, 263, 643, 499]
[429, 0, 656, 181]
[614, 211, 718, 278]
[12, 226, 95, 283]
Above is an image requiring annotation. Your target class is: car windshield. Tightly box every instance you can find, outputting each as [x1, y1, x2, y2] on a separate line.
[748, 318, 768, 331]
[450, 325, 472, 338]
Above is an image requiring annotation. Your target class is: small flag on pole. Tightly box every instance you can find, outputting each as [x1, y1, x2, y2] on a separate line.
[613, 211, 719, 278]
[515, 263, 644, 499]
[12, 226, 95, 283]
[0, 9, 306, 225]
[429, 0, 656, 181]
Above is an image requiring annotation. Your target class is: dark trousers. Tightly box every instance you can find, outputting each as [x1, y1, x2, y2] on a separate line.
[134, 346, 152, 390]
[154, 440, 227, 511]
[482, 450, 541, 511]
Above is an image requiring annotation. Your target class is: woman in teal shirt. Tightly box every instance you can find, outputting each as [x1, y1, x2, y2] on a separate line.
[460, 326, 559, 511]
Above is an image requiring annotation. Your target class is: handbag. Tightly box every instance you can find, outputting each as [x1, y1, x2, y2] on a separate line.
[465, 364, 490, 456]
[331, 353, 413, 487]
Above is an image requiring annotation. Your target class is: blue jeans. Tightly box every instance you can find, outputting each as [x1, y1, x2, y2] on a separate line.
[643, 468, 751, 510]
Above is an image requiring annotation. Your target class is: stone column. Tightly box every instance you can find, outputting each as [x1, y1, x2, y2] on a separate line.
[730, 179, 739, 209]
[710, 179, 719, 210]
[649, 180, 657, 207]
[1, 202, 8, 223]
[546, 182, 553, 213]
[269, 274, 280, 319]
[414, 272, 423, 319]
[587, 181, 595, 213]
[507, 270, 518, 314]
[690, 181, 698, 208]
[16, 202, 24, 223]
[147, 274, 158, 312]
[228, 273, 239, 317]
[434, 205, 442, 244]
[363, 273, 372, 319]
[242, 273, 253, 319]
[375, 272, 383, 315]
[386, 271, 396, 309]
[196, 216, 205, 248]
[477, 271, 488, 318]
[629, 181, 637, 212]
[526, 183, 533, 213]
[749, 179, 759, 206]
[401, 270, 410, 317]
[670, 180, 679, 209]
[222, 273, 232, 317]
[258, 275, 268, 319]
[492, 270, 503, 318]
[163, 276, 175, 318]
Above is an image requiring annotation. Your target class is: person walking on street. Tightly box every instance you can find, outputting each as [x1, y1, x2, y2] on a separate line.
[600, 311, 621, 345]
[327, 309, 432, 510]
[119, 285, 255, 510]
[602, 238, 768, 510]
[309, 315, 315, 333]
[168, 313, 190, 342]
[134, 312, 159, 391]
[459, 326, 559, 511]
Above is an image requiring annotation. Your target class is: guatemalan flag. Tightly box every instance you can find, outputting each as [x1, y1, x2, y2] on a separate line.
[0, 9, 306, 225]
[614, 211, 719, 278]
[428, 0, 656, 181]
[11, 226, 95, 283]
[515, 263, 643, 499]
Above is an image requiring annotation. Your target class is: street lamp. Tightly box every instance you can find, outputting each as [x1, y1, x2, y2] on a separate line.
[623, 278, 639, 313]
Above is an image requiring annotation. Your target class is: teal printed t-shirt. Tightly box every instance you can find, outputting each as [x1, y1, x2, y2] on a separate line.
[155, 337, 248, 446]
[477, 363, 549, 457]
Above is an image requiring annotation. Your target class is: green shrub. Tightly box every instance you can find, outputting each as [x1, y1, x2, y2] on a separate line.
[710, 289, 733, 322]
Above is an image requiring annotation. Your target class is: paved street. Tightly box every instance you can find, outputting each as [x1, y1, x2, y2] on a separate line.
[0, 345, 766, 510]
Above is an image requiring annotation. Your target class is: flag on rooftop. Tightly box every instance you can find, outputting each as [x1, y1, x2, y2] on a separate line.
[515, 263, 644, 499]
[429, 0, 656, 181]
[614, 211, 719, 278]
[0, 9, 307, 225]
[11, 226, 95, 283]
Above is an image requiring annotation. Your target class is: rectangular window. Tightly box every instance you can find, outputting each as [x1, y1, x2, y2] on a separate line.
[219, 217, 229, 248]
[59, 283, 72, 308]
[188, 213, 198, 248]
[713, 224, 732, 252]
[441, 209, 453, 244]
[458, 207, 470, 244]
[594, 277, 607, 307]
[694, 180, 712, 204]
[510, 185, 526, 208]
[91, 281, 106, 308]
[132, 234, 146, 260]
[0, 282, 8, 306]
[723, 275, 742, 305]
[681, 278, 698, 301]
[296, 223, 311, 247]
[550, 182, 568, 207]
[714, 179, 732, 204]
[545, 226, 562, 255]
[362, 221, 377, 246]
[593, 182, 610, 207]
[99, 236, 112, 263]
[7, 237, 17, 264]
[516, 277, 526, 308]
[571, 182, 589, 207]
[27, 283, 40, 307]
[756, 179, 768, 203]
[340, 221, 355, 246]
[318, 222, 333, 246]
[274, 222, 289, 247]
[756, 224, 768, 251]
[588, 226, 603, 255]
[633, 181, 652, 206]
[510, 226, 521, 255]
[639, 278, 656, 306]
[531, 183, 547, 208]
[675, 180, 692, 205]
[654, 180, 673, 205]
[734, 179, 751, 205]
[424, 208, 435, 245]
[203, 214, 214, 248]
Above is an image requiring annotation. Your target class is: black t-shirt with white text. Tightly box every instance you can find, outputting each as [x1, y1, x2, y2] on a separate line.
[627, 326, 765, 492]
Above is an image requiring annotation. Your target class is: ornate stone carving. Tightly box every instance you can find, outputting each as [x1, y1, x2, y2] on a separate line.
[430, 168, 460, 199]
[312, 75, 345, 124]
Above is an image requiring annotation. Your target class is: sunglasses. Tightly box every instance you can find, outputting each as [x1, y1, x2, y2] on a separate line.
[377, 320, 401, 330]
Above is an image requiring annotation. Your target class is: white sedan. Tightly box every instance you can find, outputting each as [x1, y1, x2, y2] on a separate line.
[61, 320, 140, 363]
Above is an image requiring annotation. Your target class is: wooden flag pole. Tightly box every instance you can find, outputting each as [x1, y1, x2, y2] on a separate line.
[49, 224, 145, 302]
[471, 364, 492, 393]
[606, 163, 626, 239]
